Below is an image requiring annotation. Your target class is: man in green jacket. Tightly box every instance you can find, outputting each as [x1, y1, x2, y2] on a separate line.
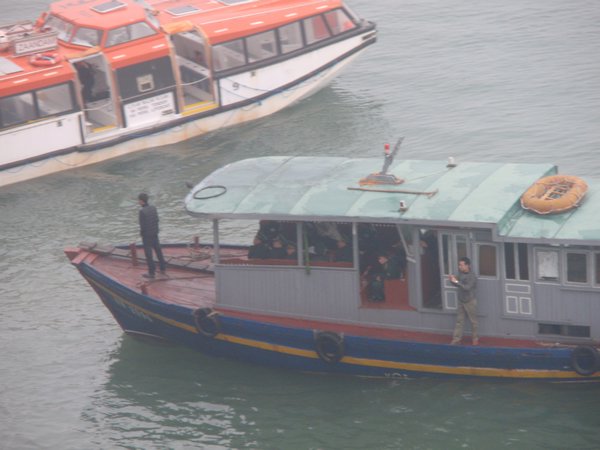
[449, 257, 478, 345]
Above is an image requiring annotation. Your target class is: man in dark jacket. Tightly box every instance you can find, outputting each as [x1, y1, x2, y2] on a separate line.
[138, 193, 166, 278]
[449, 256, 478, 345]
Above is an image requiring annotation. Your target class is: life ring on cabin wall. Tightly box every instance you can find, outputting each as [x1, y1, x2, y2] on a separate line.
[29, 52, 63, 67]
[193, 307, 221, 338]
[314, 331, 344, 364]
[520, 175, 588, 215]
[570, 346, 600, 376]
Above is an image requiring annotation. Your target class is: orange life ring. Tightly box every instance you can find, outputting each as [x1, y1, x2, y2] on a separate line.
[29, 52, 62, 67]
[521, 175, 588, 215]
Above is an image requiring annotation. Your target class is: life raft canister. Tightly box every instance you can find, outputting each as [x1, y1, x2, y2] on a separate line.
[193, 307, 221, 338]
[29, 52, 62, 67]
[520, 175, 587, 215]
[314, 331, 344, 364]
[570, 346, 600, 376]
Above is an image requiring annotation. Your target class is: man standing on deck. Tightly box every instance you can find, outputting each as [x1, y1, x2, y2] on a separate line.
[138, 193, 166, 279]
[449, 257, 478, 345]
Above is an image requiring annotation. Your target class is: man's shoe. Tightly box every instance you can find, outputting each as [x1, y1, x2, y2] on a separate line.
[142, 273, 155, 279]
[450, 338, 461, 345]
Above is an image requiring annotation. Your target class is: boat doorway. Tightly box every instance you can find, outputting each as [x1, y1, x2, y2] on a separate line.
[73, 55, 118, 134]
[170, 30, 216, 113]
[419, 228, 442, 309]
[439, 232, 471, 310]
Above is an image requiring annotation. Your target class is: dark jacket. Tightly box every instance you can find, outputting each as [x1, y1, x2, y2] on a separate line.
[139, 204, 159, 238]
[453, 271, 477, 303]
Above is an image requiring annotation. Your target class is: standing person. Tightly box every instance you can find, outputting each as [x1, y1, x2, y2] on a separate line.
[138, 193, 166, 279]
[449, 257, 478, 345]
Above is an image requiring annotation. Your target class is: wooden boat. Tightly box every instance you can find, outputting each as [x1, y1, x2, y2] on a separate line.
[0, 0, 375, 187]
[65, 142, 600, 381]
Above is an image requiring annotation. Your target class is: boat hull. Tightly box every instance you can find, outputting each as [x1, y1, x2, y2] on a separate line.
[78, 262, 600, 382]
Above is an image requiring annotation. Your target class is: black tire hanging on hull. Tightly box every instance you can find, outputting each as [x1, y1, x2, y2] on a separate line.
[570, 346, 600, 376]
[314, 331, 344, 364]
[193, 308, 221, 338]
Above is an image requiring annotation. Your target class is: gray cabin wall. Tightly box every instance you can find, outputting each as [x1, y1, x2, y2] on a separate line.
[216, 265, 360, 321]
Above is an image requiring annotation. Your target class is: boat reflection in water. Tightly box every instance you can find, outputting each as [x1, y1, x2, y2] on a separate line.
[0, 0, 376, 187]
[66, 141, 600, 381]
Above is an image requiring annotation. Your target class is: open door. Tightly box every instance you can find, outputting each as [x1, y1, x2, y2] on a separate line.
[73, 54, 118, 134]
[170, 30, 217, 113]
[440, 232, 471, 311]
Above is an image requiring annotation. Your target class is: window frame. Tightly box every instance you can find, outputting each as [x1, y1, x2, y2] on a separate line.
[534, 247, 561, 284]
[475, 242, 498, 279]
[564, 250, 590, 286]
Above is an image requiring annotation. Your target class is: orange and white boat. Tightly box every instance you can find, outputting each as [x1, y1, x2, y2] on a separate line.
[0, 0, 376, 187]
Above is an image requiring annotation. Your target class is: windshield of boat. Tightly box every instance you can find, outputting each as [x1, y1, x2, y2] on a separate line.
[71, 26, 103, 47]
[44, 15, 73, 42]
[105, 21, 156, 47]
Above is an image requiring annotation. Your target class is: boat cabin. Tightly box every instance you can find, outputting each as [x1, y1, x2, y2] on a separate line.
[185, 153, 600, 344]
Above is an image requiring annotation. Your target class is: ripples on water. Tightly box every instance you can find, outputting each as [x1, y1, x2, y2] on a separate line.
[1, 0, 600, 448]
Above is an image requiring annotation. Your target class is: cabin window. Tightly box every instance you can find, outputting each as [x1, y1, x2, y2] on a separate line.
[0, 92, 36, 127]
[538, 323, 590, 338]
[565, 252, 588, 284]
[213, 39, 246, 71]
[246, 30, 278, 63]
[71, 27, 102, 47]
[303, 15, 332, 45]
[536, 249, 559, 282]
[45, 15, 74, 42]
[36, 83, 75, 117]
[105, 22, 156, 47]
[278, 22, 303, 54]
[116, 57, 175, 100]
[595, 253, 600, 285]
[477, 244, 497, 277]
[504, 243, 529, 280]
[324, 9, 356, 35]
[0, 83, 77, 129]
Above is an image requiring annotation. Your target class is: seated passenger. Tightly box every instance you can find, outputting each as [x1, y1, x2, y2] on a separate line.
[284, 244, 297, 260]
[258, 221, 280, 243]
[334, 239, 353, 262]
[248, 236, 269, 259]
[268, 238, 286, 259]
[368, 254, 401, 301]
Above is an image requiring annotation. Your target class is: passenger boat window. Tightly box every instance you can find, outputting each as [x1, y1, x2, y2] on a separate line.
[565, 252, 588, 284]
[36, 83, 75, 117]
[116, 57, 175, 100]
[303, 15, 332, 45]
[477, 244, 497, 277]
[595, 253, 600, 286]
[0, 83, 77, 130]
[105, 22, 156, 47]
[246, 30, 278, 63]
[71, 27, 102, 47]
[323, 9, 356, 35]
[518, 243, 529, 280]
[45, 15, 74, 42]
[504, 243, 529, 280]
[213, 39, 246, 71]
[441, 234, 450, 275]
[0, 92, 35, 128]
[278, 22, 303, 54]
[535, 249, 559, 282]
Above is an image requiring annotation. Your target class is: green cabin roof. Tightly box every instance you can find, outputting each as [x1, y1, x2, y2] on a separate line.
[185, 156, 600, 245]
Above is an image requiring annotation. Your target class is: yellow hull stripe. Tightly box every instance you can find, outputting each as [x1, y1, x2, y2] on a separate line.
[84, 273, 596, 380]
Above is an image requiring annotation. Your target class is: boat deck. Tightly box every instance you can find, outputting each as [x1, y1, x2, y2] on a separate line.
[67, 242, 575, 350]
